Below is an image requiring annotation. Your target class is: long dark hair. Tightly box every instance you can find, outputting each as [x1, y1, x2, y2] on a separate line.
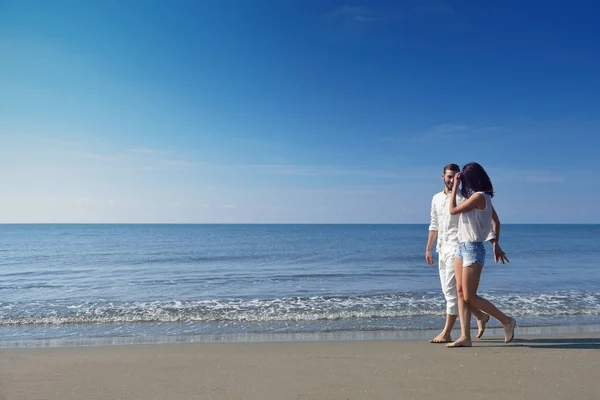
[460, 162, 494, 198]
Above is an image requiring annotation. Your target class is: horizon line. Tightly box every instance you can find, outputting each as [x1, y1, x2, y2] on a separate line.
[0, 222, 598, 226]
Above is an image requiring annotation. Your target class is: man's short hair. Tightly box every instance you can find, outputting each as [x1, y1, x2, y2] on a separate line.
[443, 163, 460, 173]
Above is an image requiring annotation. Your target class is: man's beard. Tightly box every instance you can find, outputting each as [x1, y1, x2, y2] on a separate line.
[445, 182, 454, 191]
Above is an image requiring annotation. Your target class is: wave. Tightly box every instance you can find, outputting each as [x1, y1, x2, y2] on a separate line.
[1, 291, 599, 326]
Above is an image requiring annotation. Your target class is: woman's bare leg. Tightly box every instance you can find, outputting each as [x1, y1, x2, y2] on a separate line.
[470, 305, 490, 339]
[462, 264, 517, 343]
[447, 257, 472, 347]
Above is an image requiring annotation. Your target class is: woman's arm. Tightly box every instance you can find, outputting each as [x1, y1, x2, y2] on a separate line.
[449, 192, 485, 215]
[490, 207, 510, 264]
[491, 207, 500, 241]
[449, 173, 485, 215]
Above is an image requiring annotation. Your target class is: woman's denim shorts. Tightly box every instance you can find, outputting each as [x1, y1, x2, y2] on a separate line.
[455, 242, 486, 267]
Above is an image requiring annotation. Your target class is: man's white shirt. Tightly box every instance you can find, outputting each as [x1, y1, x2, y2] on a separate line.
[429, 191, 463, 254]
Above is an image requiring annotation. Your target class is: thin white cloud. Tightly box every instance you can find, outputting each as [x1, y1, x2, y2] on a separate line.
[261, 165, 406, 178]
[235, 161, 439, 181]
[419, 123, 512, 143]
[285, 183, 430, 196]
[327, 5, 396, 24]
[381, 123, 468, 145]
[383, 124, 507, 144]
[73, 152, 119, 162]
[490, 168, 566, 183]
[198, 163, 429, 180]
[48, 140, 433, 180]
[161, 159, 197, 167]
[517, 174, 565, 183]
[130, 147, 179, 156]
[417, 1, 458, 17]
[131, 148, 158, 154]
[328, 2, 456, 27]
[73, 197, 91, 207]
[126, 166, 178, 172]
[329, 5, 374, 22]
[426, 123, 468, 136]
[34, 165, 182, 174]
[52, 197, 123, 208]
[476, 126, 505, 133]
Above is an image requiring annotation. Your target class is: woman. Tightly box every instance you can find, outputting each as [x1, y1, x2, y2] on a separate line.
[446, 162, 516, 348]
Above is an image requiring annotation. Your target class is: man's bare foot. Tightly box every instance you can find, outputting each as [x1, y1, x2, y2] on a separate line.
[504, 318, 516, 343]
[446, 337, 472, 348]
[476, 313, 490, 339]
[429, 332, 452, 343]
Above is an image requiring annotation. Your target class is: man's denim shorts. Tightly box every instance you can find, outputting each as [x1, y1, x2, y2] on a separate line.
[455, 242, 486, 267]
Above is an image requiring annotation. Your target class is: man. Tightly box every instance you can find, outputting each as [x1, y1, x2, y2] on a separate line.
[425, 163, 502, 343]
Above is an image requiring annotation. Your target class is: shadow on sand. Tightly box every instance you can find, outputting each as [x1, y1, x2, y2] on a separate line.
[477, 337, 600, 350]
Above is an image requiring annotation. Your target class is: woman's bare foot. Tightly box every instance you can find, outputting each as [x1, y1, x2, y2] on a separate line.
[429, 332, 452, 343]
[476, 313, 490, 339]
[504, 318, 516, 343]
[446, 337, 472, 348]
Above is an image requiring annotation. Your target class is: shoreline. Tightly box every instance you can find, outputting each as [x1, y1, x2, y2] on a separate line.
[3, 322, 600, 349]
[1, 331, 599, 400]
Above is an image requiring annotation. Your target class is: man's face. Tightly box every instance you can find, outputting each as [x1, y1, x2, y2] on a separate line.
[442, 170, 457, 191]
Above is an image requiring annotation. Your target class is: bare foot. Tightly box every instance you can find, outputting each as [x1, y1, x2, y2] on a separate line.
[476, 313, 490, 339]
[504, 318, 516, 343]
[429, 332, 452, 343]
[446, 337, 472, 348]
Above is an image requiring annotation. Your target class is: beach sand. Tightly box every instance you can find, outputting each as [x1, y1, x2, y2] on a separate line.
[1, 333, 599, 400]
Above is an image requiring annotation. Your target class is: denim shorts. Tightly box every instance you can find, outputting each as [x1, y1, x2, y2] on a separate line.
[455, 242, 486, 267]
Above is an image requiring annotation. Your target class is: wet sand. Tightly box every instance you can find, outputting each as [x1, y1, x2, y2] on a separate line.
[1, 332, 599, 400]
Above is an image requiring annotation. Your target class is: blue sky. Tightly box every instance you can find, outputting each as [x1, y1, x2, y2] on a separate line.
[1, 0, 599, 223]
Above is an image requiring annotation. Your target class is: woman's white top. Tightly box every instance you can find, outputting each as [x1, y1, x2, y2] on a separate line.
[457, 192, 493, 243]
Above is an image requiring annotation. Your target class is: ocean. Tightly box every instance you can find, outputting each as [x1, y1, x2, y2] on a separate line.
[1, 224, 599, 345]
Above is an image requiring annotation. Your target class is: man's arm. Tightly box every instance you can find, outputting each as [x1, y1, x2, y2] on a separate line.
[426, 197, 438, 265]
[426, 230, 438, 265]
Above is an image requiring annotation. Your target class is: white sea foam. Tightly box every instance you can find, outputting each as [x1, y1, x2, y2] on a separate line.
[1, 291, 598, 326]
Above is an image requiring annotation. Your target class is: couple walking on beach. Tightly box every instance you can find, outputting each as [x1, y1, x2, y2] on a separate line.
[426, 162, 517, 348]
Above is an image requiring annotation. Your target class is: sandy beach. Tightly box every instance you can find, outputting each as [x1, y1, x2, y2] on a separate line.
[1, 332, 599, 400]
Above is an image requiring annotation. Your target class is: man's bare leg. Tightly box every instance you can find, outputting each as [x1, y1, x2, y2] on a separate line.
[430, 313, 457, 343]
